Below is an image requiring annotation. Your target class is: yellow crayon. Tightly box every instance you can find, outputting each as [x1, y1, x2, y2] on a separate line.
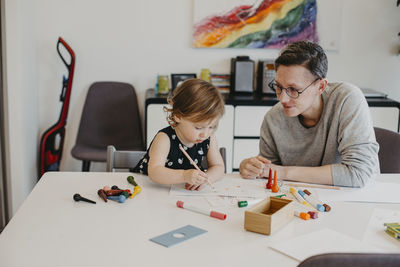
[130, 185, 141, 199]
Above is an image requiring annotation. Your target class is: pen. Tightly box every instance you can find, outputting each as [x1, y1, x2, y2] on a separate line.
[176, 200, 226, 220]
[284, 182, 340, 190]
[178, 144, 214, 188]
[290, 187, 310, 206]
[303, 190, 331, 212]
[384, 223, 400, 241]
[294, 210, 310, 220]
[293, 202, 319, 219]
[298, 190, 325, 212]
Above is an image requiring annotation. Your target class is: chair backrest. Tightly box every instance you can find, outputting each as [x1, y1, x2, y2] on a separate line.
[201, 147, 227, 173]
[72, 82, 144, 162]
[298, 253, 400, 267]
[374, 127, 400, 173]
[106, 145, 146, 172]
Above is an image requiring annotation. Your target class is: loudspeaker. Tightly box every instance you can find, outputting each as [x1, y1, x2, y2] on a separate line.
[257, 60, 276, 95]
[230, 56, 254, 94]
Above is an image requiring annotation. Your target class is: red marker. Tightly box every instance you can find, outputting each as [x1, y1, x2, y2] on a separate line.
[176, 201, 226, 220]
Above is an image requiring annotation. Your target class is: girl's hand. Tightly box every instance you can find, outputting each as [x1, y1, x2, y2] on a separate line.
[183, 169, 208, 186]
[185, 183, 205, 191]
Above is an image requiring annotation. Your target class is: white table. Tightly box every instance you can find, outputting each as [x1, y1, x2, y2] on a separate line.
[0, 172, 399, 267]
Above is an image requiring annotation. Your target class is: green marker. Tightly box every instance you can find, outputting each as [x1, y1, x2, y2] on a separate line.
[238, 201, 248, 208]
[127, 176, 138, 186]
[237, 199, 261, 208]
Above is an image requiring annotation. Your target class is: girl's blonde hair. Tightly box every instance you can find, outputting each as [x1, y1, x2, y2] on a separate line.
[164, 78, 225, 127]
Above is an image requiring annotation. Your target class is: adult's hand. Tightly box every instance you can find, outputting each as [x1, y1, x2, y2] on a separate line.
[239, 156, 271, 179]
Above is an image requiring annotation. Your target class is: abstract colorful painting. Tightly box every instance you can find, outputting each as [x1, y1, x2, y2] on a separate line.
[193, 0, 318, 49]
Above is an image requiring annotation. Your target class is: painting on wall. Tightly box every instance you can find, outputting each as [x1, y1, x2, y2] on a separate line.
[193, 0, 342, 50]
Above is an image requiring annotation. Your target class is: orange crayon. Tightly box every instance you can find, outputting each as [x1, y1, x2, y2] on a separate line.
[271, 170, 279, 193]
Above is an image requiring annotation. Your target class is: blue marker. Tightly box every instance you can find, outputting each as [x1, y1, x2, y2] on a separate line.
[298, 190, 325, 212]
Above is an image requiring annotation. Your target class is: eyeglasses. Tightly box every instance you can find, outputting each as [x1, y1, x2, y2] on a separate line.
[268, 78, 320, 99]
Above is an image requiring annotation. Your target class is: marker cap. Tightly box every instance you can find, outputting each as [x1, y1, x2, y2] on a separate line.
[298, 190, 306, 197]
[308, 211, 318, 219]
[176, 200, 184, 208]
[316, 204, 325, 212]
[323, 204, 331, 212]
[300, 212, 310, 220]
[210, 211, 227, 220]
[238, 201, 248, 208]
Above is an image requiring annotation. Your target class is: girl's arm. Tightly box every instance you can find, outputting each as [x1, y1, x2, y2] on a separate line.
[147, 132, 208, 185]
[204, 135, 225, 183]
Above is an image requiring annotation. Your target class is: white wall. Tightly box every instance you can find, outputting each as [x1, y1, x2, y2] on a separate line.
[3, 0, 39, 214]
[3, 0, 400, 215]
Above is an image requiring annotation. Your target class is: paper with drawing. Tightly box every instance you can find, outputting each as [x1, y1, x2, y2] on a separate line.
[170, 176, 277, 198]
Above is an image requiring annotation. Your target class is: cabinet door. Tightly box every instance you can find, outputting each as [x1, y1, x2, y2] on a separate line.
[146, 104, 169, 148]
[216, 105, 234, 173]
[369, 107, 399, 132]
[233, 139, 259, 170]
[146, 104, 234, 172]
[234, 106, 271, 136]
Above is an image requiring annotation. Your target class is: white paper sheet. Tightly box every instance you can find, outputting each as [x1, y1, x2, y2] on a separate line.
[363, 208, 400, 252]
[170, 177, 283, 198]
[314, 180, 400, 203]
[270, 228, 382, 262]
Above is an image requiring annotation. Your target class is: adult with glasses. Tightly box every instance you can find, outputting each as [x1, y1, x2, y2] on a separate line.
[239, 41, 379, 187]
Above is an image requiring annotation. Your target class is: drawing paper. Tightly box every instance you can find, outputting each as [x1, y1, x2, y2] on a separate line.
[314, 180, 400, 203]
[270, 228, 382, 262]
[363, 208, 400, 252]
[170, 177, 277, 198]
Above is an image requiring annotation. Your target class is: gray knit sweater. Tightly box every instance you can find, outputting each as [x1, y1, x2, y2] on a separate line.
[259, 82, 380, 187]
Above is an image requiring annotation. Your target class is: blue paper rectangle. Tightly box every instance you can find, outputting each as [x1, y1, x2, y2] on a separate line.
[150, 225, 207, 247]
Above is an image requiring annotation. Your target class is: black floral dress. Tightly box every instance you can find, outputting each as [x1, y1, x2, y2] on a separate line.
[132, 126, 210, 174]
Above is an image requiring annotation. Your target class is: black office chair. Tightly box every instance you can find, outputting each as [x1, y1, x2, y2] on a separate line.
[298, 253, 400, 267]
[71, 82, 144, 171]
[374, 127, 400, 173]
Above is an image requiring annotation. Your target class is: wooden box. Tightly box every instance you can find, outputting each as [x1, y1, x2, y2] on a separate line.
[244, 197, 294, 235]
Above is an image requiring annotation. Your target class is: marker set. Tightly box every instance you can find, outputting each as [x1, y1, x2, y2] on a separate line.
[290, 187, 331, 220]
[74, 176, 142, 204]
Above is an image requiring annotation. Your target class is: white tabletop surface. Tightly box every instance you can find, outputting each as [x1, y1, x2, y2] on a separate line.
[0, 172, 399, 267]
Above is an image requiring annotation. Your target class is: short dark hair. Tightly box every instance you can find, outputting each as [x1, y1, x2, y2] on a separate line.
[275, 41, 328, 79]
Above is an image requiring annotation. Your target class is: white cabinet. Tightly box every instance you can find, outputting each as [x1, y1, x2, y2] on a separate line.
[370, 107, 399, 132]
[232, 106, 271, 169]
[234, 106, 271, 136]
[146, 104, 234, 173]
[146, 104, 169, 148]
[233, 139, 259, 169]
